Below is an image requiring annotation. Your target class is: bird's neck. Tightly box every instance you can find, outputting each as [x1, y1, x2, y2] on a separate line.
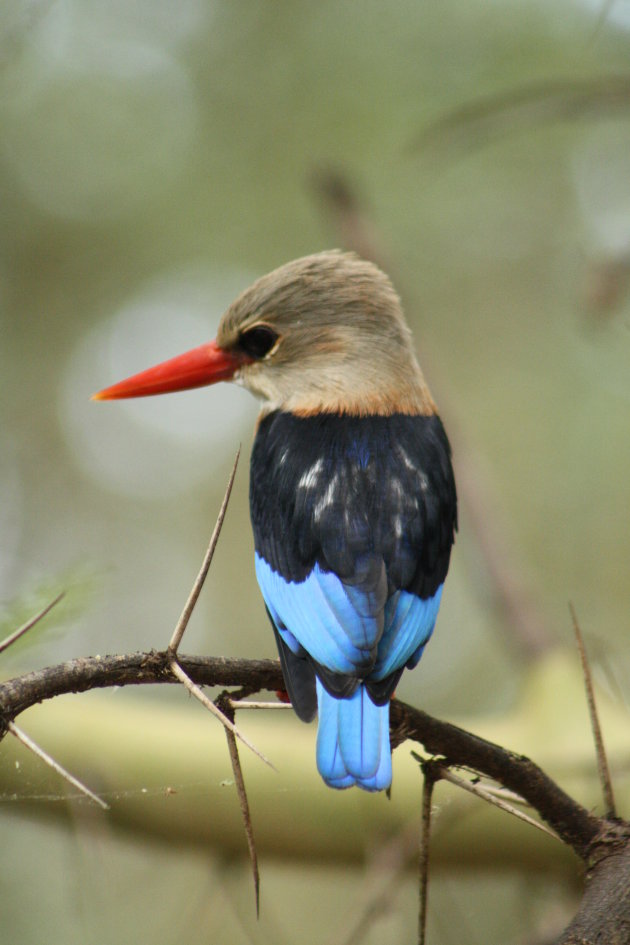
[258, 371, 436, 419]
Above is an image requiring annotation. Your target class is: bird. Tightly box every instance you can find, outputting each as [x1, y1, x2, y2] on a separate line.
[94, 250, 457, 791]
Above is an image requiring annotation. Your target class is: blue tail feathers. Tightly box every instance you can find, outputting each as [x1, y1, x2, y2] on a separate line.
[315, 679, 392, 791]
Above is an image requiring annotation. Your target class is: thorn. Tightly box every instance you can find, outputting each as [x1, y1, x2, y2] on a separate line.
[228, 700, 293, 710]
[224, 724, 260, 917]
[169, 658, 276, 771]
[433, 764, 560, 842]
[569, 602, 616, 819]
[9, 722, 108, 810]
[0, 591, 65, 655]
[168, 447, 240, 655]
[418, 759, 438, 945]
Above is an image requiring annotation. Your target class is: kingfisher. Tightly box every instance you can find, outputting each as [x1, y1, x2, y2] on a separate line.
[94, 251, 457, 791]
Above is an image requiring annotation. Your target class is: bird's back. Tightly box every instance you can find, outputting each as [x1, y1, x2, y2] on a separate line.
[251, 409, 456, 596]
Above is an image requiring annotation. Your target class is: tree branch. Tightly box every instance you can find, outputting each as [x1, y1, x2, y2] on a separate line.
[0, 651, 281, 733]
[389, 700, 605, 860]
[2, 650, 628, 944]
[0, 650, 613, 854]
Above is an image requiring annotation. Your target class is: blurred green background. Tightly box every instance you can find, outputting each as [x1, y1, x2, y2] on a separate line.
[2, 0, 630, 942]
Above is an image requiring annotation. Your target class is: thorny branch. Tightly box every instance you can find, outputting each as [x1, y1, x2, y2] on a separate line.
[2, 647, 628, 941]
[0, 647, 619, 856]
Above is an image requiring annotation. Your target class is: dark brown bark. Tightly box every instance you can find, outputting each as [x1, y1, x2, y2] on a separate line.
[388, 700, 603, 859]
[0, 651, 282, 730]
[556, 841, 630, 944]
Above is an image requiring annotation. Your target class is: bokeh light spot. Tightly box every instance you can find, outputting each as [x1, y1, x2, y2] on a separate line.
[60, 266, 258, 499]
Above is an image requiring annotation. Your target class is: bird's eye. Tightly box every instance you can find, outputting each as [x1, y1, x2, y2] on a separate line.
[238, 325, 279, 360]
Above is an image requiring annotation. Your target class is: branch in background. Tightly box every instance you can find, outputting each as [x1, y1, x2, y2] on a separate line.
[587, 0, 618, 43]
[310, 171, 390, 273]
[330, 821, 420, 945]
[313, 169, 554, 658]
[406, 75, 630, 321]
[407, 75, 630, 163]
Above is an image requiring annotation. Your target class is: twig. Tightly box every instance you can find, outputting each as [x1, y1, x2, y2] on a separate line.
[0, 652, 284, 736]
[569, 602, 616, 819]
[413, 754, 560, 945]
[8, 721, 108, 810]
[0, 591, 65, 655]
[168, 448, 240, 655]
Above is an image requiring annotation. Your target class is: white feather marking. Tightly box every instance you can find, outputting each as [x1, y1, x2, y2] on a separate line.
[398, 449, 429, 492]
[398, 448, 416, 472]
[313, 473, 339, 521]
[297, 458, 324, 490]
[390, 478, 405, 499]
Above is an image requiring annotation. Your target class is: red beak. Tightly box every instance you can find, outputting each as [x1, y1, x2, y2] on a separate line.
[92, 340, 246, 401]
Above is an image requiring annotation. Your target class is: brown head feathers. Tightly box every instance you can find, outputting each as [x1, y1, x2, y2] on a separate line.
[218, 250, 436, 418]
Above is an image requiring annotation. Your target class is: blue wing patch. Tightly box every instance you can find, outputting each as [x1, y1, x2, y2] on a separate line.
[374, 586, 443, 679]
[256, 552, 443, 790]
[255, 554, 385, 676]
